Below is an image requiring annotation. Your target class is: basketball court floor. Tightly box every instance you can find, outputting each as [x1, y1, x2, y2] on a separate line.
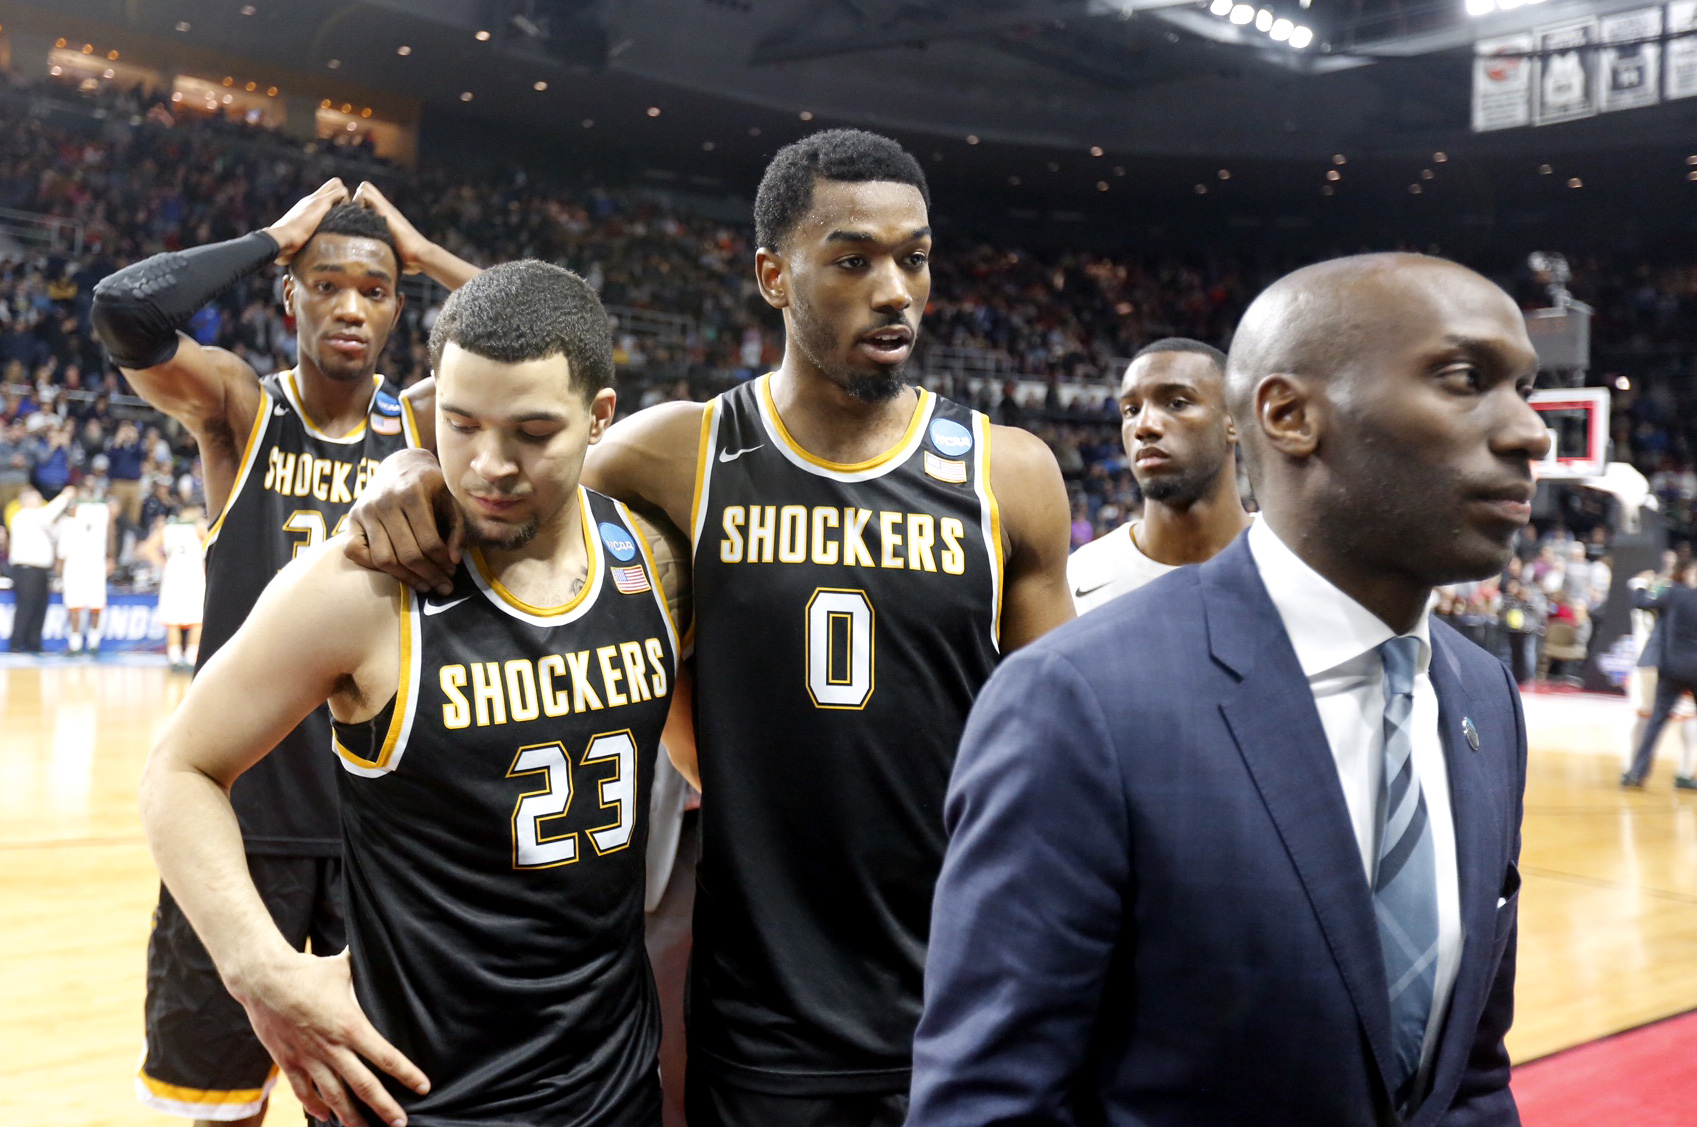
[2, 656, 1694, 1125]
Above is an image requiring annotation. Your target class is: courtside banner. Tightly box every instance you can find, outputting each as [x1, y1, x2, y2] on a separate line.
[0, 592, 167, 654]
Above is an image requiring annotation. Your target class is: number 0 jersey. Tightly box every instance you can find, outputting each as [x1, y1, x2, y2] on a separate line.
[331, 488, 679, 1126]
[201, 370, 420, 856]
[688, 375, 1003, 1093]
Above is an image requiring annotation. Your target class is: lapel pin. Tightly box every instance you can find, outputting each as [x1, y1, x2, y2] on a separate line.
[1463, 716, 1480, 752]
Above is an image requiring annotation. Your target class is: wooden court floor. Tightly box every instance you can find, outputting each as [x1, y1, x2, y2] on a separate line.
[1, 661, 1695, 1125]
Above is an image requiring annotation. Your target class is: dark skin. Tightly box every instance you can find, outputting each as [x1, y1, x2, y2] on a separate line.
[1118, 350, 1252, 566]
[1229, 254, 1551, 634]
[349, 177, 1075, 656]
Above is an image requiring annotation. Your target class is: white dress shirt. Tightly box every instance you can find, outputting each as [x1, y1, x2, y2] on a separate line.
[1246, 518, 1463, 1077]
[6, 505, 59, 569]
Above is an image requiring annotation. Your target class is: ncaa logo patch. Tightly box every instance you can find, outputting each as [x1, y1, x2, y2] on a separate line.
[372, 391, 403, 417]
[599, 522, 638, 562]
[929, 417, 973, 457]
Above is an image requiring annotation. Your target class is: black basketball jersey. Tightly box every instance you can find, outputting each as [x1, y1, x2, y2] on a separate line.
[688, 375, 1003, 1093]
[200, 370, 420, 856]
[330, 488, 678, 1126]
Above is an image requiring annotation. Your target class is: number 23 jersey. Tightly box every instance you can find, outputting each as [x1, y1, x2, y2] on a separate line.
[688, 374, 1003, 1090]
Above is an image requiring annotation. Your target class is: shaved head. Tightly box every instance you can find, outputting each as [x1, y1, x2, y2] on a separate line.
[1223, 252, 1550, 629]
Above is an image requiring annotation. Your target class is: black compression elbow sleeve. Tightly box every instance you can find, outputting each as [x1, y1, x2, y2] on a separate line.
[91, 229, 280, 370]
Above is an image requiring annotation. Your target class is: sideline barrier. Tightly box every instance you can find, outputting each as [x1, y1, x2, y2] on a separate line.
[0, 591, 166, 654]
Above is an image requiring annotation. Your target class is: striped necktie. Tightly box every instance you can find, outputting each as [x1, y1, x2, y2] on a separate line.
[1375, 635, 1439, 1110]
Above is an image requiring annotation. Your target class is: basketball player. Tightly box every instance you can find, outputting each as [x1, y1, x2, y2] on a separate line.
[1067, 338, 1253, 613]
[92, 177, 477, 1124]
[141, 262, 688, 1127]
[144, 503, 209, 671]
[58, 486, 112, 655]
[345, 129, 1075, 1126]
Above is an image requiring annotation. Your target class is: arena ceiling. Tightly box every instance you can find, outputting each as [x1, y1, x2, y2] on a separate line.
[11, 0, 1697, 232]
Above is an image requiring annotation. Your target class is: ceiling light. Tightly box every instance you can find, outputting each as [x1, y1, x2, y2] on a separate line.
[1466, 0, 1494, 14]
[327, 58, 341, 69]
[1210, 0, 1233, 14]
[533, 80, 548, 91]
[1614, 376, 1631, 390]
[361, 108, 372, 118]
[460, 91, 474, 101]
[397, 45, 412, 56]
[1301, 0, 1311, 7]
[175, 22, 190, 32]
[1434, 151, 1448, 162]
[221, 94, 233, 104]
[1326, 169, 1341, 181]
[703, 141, 715, 150]
[222, 76, 234, 86]
[1289, 25, 1313, 47]
[267, 86, 278, 96]
[748, 127, 761, 136]
[341, 103, 352, 113]
[103, 68, 115, 79]
[647, 106, 661, 117]
[49, 65, 62, 77]
[241, 4, 257, 13]
[1568, 177, 1582, 188]
[1217, 168, 1231, 179]
[1090, 145, 1104, 157]
[1048, 161, 1060, 171]
[1114, 165, 1126, 176]
[582, 118, 594, 127]
[475, 29, 491, 41]
[107, 50, 119, 60]
[1321, 184, 1334, 195]
[1230, 4, 1255, 23]
[1409, 184, 1423, 194]
[1689, 170, 1697, 180]
[1271, 18, 1293, 39]
[1539, 163, 1552, 174]
[1333, 154, 1346, 164]
[1097, 181, 1109, 191]
[1256, 9, 1274, 31]
[799, 110, 814, 121]
[321, 99, 332, 109]
[1194, 184, 1208, 194]
[1687, 155, 1697, 165]
[172, 92, 184, 102]
[967, 134, 980, 145]
[1009, 176, 1021, 185]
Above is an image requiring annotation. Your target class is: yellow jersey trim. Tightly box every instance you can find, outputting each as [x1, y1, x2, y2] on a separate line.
[332, 585, 414, 773]
[137, 1065, 278, 1105]
[759, 374, 933, 474]
[976, 414, 1006, 648]
[471, 488, 598, 618]
[400, 393, 423, 449]
[284, 370, 375, 441]
[202, 389, 274, 548]
[688, 400, 717, 553]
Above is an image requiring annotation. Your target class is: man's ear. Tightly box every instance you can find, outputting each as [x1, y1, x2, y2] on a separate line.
[281, 273, 297, 318]
[1255, 374, 1319, 460]
[586, 387, 617, 443]
[755, 247, 789, 310]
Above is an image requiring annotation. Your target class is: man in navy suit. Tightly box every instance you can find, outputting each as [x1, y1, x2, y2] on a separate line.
[909, 253, 1550, 1127]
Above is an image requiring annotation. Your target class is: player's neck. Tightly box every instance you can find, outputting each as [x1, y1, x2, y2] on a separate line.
[293, 359, 377, 437]
[479, 491, 592, 609]
[768, 357, 920, 466]
[1137, 474, 1252, 567]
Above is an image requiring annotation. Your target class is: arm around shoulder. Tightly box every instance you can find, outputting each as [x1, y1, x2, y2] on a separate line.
[988, 423, 1076, 651]
[582, 399, 707, 535]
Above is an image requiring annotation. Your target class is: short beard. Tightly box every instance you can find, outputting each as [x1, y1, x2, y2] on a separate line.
[466, 516, 540, 551]
[792, 292, 910, 404]
[1138, 457, 1225, 511]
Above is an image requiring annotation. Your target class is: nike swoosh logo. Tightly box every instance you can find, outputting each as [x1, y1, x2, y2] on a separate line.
[718, 444, 763, 463]
[423, 595, 471, 616]
[1073, 582, 1112, 599]
[273, 406, 288, 417]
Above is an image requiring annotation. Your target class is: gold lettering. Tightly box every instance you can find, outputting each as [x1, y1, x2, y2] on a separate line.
[747, 505, 776, 564]
[538, 654, 571, 717]
[565, 650, 604, 712]
[777, 505, 807, 564]
[644, 637, 669, 698]
[941, 517, 966, 575]
[505, 659, 540, 723]
[720, 506, 746, 564]
[597, 645, 629, 707]
[293, 453, 314, 497]
[277, 453, 296, 495]
[262, 448, 281, 491]
[908, 513, 937, 572]
[842, 507, 874, 567]
[879, 511, 905, 569]
[811, 507, 840, 565]
[619, 642, 652, 702]
[310, 459, 330, 502]
[470, 660, 507, 727]
[330, 461, 354, 504]
[440, 664, 470, 729]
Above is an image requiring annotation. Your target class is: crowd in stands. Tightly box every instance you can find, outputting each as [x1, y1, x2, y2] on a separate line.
[2, 67, 1696, 604]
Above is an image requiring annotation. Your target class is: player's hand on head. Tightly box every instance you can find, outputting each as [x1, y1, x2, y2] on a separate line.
[352, 181, 428, 275]
[345, 447, 462, 595]
[237, 949, 429, 1127]
[263, 178, 350, 266]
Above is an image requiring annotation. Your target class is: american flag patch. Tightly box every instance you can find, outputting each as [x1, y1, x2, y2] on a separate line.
[612, 564, 651, 594]
[923, 450, 968, 483]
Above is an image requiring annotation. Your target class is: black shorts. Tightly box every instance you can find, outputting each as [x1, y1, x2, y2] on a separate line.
[684, 1067, 908, 1127]
[138, 855, 345, 1119]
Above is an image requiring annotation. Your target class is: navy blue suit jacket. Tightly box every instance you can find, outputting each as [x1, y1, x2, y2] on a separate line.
[909, 536, 1525, 1127]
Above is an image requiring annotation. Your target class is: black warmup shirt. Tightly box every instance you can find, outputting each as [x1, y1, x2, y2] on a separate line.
[331, 488, 679, 1125]
[688, 375, 1003, 1093]
[200, 370, 419, 856]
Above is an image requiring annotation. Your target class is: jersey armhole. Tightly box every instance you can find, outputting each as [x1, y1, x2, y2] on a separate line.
[203, 389, 275, 549]
[622, 499, 684, 670]
[333, 585, 419, 778]
[687, 399, 721, 557]
[973, 412, 1006, 651]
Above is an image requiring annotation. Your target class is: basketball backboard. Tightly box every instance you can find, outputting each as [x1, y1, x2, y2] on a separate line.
[1529, 387, 1609, 479]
